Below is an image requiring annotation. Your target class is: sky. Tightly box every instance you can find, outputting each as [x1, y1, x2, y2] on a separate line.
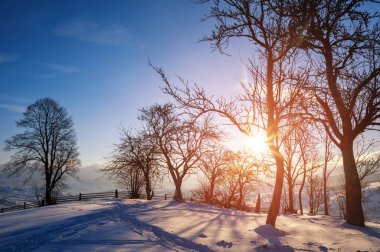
[0, 0, 254, 166]
[1, 0, 379, 170]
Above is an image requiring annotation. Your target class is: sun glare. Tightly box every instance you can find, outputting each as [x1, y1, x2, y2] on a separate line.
[247, 133, 268, 153]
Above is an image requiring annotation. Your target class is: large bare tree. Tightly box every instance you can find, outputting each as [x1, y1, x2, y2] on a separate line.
[4, 98, 80, 205]
[296, 0, 380, 226]
[155, 0, 311, 227]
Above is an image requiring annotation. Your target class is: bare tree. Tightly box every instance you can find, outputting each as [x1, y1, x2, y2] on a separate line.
[297, 125, 319, 215]
[218, 164, 240, 208]
[198, 145, 229, 203]
[229, 150, 262, 209]
[199, 149, 268, 209]
[319, 132, 338, 215]
[306, 166, 324, 215]
[104, 128, 161, 200]
[355, 135, 380, 185]
[156, 0, 311, 227]
[330, 136, 379, 220]
[115, 166, 144, 199]
[296, 0, 380, 226]
[255, 193, 261, 213]
[283, 130, 303, 213]
[4, 98, 80, 205]
[139, 103, 220, 202]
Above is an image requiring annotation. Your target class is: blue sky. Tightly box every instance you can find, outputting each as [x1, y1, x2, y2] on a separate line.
[0, 0, 252, 165]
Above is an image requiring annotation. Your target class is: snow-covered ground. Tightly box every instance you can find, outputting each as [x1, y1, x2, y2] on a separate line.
[1, 199, 379, 251]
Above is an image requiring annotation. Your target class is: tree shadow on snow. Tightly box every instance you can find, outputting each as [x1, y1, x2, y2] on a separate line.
[254, 224, 295, 251]
[341, 222, 380, 239]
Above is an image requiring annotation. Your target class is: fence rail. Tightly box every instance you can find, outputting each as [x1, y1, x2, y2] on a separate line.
[1, 190, 171, 214]
[1, 202, 39, 213]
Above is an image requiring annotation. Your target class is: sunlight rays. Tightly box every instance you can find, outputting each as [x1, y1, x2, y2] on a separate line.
[247, 133, 269, 154]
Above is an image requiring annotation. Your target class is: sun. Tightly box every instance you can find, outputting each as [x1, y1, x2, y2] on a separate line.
[247, 133, 268, 153]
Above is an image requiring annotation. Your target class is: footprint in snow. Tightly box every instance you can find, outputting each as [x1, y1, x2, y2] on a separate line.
[198, 233, 207, 238]
[216, 240, 233, 248]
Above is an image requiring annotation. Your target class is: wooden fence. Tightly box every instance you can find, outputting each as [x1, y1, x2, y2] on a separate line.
[1, 190, 171, 214]
[0, 202, 39, 213]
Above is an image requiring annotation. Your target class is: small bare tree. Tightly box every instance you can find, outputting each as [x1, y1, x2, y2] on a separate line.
[213, 150, 267, 209]
[297, 125, 319, 215]
[355, 136, 380, 186]
[104, 128, 161, 200]
[283, 130, 304, 213]
[229, 150, 261, 209]
[4, 98, 80, 205]
[307, 167, 324, 215]
[139, 103, 220, 202]
[117, 166, 144, 199]
[198, 145, 229, 203]
[319, 132, 338, 215]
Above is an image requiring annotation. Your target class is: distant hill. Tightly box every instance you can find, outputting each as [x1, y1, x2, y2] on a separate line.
[0, 163, 117, 205]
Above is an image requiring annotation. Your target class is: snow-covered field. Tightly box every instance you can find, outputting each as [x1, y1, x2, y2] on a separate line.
[1, 199, 379, 252]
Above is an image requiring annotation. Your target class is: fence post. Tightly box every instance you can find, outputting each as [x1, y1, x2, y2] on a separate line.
[79, 193, 82, 201]
[115, 189, 118, 198]
[24, 202, 26, 209]
[1, 207, 3, 213]
[165, 194, 167, 200]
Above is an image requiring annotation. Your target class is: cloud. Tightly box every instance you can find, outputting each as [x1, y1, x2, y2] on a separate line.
[28, 62, 81, 79]
[0, 96, 31, 103]
[0, 103, 25, 113]
[0, 53, 18, 63]
[31, 73, 55, 79]
[42, 63, 81, 74]
[54, 18, 129, 46]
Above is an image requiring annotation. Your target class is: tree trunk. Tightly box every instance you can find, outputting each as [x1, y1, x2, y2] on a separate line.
[341, 141, 365, 226]
[237, 188, 244, 209]
[45, 174, 54, 205]
[266, 156, 285, 226]
[298, 190, 303, 215]
[209, 177, 215, 203]
[288, 181, 294, 213]
[255, 193, 261, 213]
[173, 179, 184, 202]
[145, 181, 153, 200]
[309, 183, 314, 214]
[45, 188, 54, 205]
[299, 168, 306, 215]
[265, 56, 284, 227]
[323, 173, 328, 215]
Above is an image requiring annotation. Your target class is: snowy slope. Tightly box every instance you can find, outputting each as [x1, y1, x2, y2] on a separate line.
[0, 200, 209, 252]
[125, 200, 380, 251]
[1, 199, 379, 251]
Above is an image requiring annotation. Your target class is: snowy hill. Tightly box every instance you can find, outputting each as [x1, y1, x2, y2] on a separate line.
[1, 199, 379, 251]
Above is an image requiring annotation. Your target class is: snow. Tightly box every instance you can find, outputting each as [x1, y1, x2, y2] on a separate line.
[1, 199, 379, 251]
